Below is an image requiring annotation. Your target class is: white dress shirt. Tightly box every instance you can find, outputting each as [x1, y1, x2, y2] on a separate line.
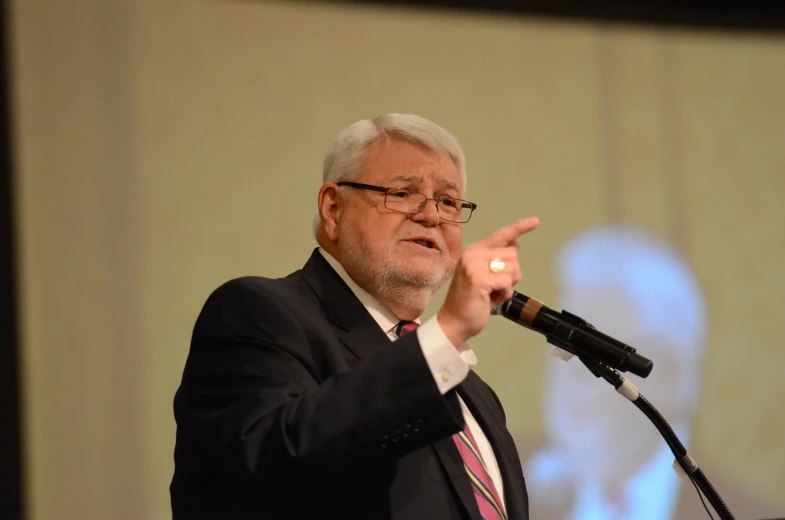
[318, 248, 506, 509]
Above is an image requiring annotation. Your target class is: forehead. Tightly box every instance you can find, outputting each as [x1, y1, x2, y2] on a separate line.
[360, 139, 462, 191]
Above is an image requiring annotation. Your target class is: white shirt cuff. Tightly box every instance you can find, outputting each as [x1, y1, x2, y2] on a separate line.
[416, 316, 477, 395]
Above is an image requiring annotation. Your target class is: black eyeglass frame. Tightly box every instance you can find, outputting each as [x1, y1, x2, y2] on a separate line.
[336, 181, 477, 223]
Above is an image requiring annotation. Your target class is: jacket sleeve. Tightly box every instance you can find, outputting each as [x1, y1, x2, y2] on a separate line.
[172, 277, 465, 496]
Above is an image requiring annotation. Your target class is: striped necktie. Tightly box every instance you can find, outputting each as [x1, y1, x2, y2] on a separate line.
[395, 321, 507, 519]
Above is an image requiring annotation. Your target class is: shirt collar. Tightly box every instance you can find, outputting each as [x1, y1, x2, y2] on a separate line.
[318, 247, 418, 335]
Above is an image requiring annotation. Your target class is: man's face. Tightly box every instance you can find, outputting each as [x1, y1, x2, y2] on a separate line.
[336, 139, 464, 303]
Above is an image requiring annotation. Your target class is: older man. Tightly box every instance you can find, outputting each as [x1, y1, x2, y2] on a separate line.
[170, 114, 537, 519]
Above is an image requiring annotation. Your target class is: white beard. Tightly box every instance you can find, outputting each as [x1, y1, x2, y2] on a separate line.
[337, 224, 455, 309]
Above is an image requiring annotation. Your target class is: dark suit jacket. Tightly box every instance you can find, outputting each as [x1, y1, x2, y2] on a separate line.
[170, 248, 529, 519]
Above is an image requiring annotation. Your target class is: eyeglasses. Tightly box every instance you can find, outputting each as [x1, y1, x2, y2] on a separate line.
[336, 181, 477, 223]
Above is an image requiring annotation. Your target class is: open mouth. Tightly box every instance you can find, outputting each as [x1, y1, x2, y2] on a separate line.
[407, 238, 437, 250]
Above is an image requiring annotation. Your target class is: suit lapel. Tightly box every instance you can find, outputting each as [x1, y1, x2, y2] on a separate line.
[337, 322, 393, 361]
[432, 374, 529, 520]
[458, 372, 528, 520]
[431, 431, 484, 520]
[298, 249, 391, 360]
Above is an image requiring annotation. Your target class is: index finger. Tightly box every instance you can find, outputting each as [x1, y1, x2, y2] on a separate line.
[482, 217, 540, 247]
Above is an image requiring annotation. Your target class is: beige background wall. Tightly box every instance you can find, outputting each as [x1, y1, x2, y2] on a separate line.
[10, 1, 785, 518]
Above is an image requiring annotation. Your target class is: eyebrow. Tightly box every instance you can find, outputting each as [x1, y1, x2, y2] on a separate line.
[437, 179, 460, 191]
[389, 175, 460, 192]
[389, 175, 420, 184]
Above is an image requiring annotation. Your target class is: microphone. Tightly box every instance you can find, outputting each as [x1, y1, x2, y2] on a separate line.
[492, 291, 653, 378]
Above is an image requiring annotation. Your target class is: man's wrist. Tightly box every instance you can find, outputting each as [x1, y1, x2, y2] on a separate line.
[436, 312, 465, 349]
[416, 317, 472, 394]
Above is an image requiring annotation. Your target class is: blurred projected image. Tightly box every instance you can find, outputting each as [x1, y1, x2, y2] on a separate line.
[521, 225, 776, 520]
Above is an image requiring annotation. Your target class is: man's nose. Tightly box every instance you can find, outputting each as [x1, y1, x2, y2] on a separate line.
[411, 199, 441, 225]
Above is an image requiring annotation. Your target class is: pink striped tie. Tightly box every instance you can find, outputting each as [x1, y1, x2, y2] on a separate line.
[395, 321, 506, 519]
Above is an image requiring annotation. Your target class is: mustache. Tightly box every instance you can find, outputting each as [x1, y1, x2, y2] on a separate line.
[397, 232, 447, 251]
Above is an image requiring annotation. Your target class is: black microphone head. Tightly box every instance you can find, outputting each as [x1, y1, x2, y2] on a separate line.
[628, 352, 654, 378]
[490, 291, 526, 316]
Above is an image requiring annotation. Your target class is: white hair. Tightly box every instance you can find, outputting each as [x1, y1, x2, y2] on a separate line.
[313, 113, 467, 237]
[555, 225, 709, 403]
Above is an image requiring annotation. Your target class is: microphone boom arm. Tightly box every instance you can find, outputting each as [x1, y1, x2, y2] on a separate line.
[578, 356, 736, 520]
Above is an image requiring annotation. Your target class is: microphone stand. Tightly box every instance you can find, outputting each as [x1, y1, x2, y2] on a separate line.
[577, 355, 736, 520]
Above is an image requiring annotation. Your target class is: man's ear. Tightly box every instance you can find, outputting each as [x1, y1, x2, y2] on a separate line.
[318, 183, 343, 241]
